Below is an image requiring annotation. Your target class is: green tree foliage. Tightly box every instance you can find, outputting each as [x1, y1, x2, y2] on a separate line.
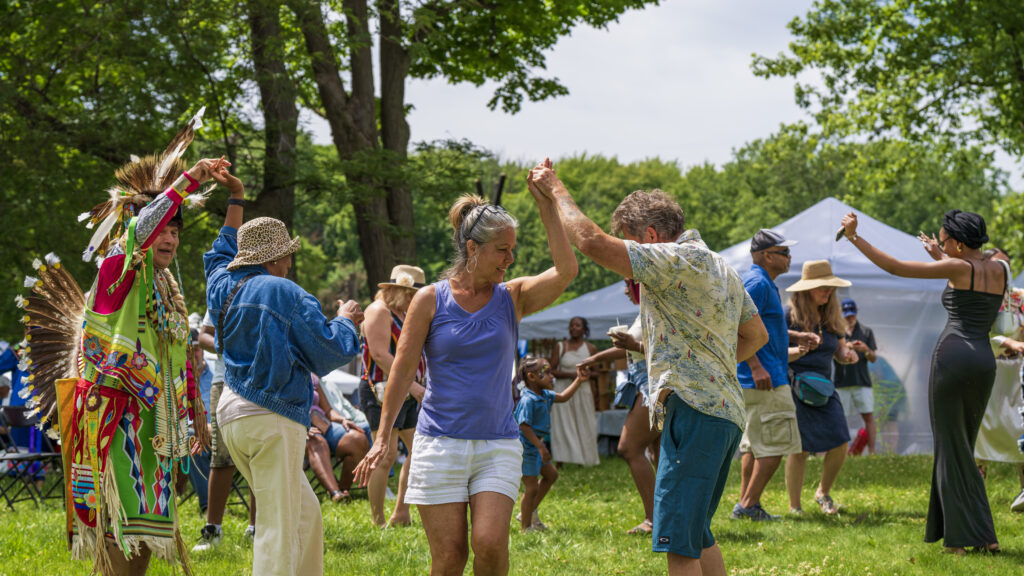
[751, 0, 1024, 154]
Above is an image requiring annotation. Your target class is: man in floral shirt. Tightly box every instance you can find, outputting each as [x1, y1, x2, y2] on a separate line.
[528, 159, 768, 576]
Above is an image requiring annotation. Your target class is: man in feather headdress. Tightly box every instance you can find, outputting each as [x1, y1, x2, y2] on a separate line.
[18, 110, 228, 575]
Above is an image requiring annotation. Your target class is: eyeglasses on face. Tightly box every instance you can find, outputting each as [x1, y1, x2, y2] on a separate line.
[767, 248, 791, 257]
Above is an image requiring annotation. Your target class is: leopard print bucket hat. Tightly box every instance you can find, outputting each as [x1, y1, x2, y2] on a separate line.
[227, 217, 302, 271]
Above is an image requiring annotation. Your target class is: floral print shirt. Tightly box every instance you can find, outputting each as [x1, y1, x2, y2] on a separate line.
[626, 230, 758, 431]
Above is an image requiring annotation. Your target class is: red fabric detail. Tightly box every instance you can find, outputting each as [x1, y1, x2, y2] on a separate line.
[92, 255, 135, 315]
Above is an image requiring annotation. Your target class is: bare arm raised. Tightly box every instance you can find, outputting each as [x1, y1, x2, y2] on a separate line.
[528, 159, 634, 278]
[842, 212, 970, 284]
[506, 162, 578, 320]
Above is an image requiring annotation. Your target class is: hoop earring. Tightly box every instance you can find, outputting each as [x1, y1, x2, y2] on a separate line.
[466, 255, 478, 274]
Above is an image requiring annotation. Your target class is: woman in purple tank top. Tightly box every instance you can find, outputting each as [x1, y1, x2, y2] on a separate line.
[355, 165, 576, 575]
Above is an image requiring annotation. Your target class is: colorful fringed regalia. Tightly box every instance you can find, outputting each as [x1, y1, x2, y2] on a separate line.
[16, 109, 211, 575]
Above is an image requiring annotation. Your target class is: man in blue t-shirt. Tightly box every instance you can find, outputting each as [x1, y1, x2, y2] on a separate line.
[733, 229, 805, 521]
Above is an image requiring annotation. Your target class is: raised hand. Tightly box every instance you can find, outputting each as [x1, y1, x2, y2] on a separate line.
[917, 231, 943, 261]
[841, 212, 858, 239]
[527, 157, 562, 200]
[188, 157, 231, 184]
[209, 157, 244, 195]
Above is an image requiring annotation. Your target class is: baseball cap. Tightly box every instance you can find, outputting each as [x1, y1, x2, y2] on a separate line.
[841, 298, 857, 317]
[750, 229, 798, 253]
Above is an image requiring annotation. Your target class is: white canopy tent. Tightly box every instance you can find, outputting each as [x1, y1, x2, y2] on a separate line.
[521, 197, 949, 453]
[519, 281, 638, 340]
[720, 197, 946, 454]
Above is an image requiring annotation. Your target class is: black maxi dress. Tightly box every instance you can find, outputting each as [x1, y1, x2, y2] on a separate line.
[924, 264, 1005, 547]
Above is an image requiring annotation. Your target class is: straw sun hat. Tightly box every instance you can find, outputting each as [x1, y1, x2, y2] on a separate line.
[785, 260, 851, 292]
[378, 265, 426, 290]
[227, 217, 302, 271]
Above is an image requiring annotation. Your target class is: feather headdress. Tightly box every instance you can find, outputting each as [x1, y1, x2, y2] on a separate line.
[20, 108, 207, 437]
[81, 107, 207, 262]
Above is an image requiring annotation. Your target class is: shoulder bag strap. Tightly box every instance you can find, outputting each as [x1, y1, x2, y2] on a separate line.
[217, 273, 260, 355]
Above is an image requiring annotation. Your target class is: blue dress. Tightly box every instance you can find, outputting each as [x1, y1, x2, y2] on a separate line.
[786, 309, 851, 453]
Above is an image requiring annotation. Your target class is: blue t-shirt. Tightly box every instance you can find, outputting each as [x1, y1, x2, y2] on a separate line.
[737, 265, 790, 389]
[514, 388, 557, 443]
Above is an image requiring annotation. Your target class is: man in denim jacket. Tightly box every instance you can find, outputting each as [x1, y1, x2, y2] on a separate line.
[203, 164, 363, 576]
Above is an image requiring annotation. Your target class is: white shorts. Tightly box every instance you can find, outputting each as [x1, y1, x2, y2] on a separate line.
[405, 435, 523, 505]
[837, 386, 874, 415]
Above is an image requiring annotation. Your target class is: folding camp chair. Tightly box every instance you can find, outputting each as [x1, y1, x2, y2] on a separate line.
[0, 407, 63, 509]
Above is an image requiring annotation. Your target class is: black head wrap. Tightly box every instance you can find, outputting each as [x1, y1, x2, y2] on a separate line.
[942, 210, 988, 249]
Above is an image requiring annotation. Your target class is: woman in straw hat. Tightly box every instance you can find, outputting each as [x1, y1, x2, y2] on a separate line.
[783, 260, 858, 516]
[354, 177, 576, 575]
[358, 264, 429, 527]
[842, 210, 1006, 554]
[203, 165, 365, 576]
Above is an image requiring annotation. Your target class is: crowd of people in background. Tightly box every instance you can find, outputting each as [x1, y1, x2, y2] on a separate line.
[4, 147, 1024, 576]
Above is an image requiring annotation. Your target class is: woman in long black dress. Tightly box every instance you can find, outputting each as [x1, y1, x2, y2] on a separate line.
[841, 210, 1006, 554]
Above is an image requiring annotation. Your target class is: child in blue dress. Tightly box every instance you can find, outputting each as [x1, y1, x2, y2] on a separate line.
[515, 355, 590, 531]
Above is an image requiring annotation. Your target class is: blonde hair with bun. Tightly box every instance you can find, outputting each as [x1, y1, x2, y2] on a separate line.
[442, 194, 518, 279]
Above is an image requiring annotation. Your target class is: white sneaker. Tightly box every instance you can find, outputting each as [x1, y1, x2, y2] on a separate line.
[191, 525, 222, 552]
[1011, 488, 1024, 513]
[243, 525, 255, 540]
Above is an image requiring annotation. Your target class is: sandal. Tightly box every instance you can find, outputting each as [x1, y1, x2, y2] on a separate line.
[814, 493, 839, 515]
[627, 519, 653, 535]
[330, 490, 350, 503]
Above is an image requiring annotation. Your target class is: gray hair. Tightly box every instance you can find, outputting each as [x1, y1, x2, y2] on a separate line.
[611, 189, 685, 240]
[443, 195, 518, 278]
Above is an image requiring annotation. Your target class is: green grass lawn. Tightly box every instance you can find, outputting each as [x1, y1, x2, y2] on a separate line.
[1, 455, 1022, 575]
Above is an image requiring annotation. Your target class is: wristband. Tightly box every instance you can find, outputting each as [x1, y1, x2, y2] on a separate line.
[182, 171, 200, 192]
[227, 197, 246, 207]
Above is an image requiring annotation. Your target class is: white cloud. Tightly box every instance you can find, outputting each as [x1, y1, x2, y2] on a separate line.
[302, 0, 1021, 186]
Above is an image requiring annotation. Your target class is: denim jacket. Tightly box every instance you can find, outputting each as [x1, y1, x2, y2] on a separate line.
[204, 227, 359, 427]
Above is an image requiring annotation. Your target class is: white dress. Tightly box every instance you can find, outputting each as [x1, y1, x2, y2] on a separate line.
[550, 340, 600, 466]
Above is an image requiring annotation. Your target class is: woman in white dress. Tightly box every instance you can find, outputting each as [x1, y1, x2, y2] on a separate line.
[549, 317, 600, 466]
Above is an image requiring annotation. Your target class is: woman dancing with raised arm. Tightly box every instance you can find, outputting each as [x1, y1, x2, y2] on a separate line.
[353, 168, 576, 576]
[841, 210, 1007, 554]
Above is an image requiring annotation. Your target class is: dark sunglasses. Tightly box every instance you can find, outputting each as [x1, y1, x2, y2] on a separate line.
[767, 248, 791, 257]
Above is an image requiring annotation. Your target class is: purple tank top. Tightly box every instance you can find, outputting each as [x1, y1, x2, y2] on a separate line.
[417, 279, 519, 440]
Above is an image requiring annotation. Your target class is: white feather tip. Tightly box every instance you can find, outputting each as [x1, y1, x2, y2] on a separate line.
[23, 276, 39, 288]
[45, 253, 60, 266]
[190, 107, 206, 131]
[130, 154, 141, 163]
[78, 212, 92, 222]
[14, 295, 25, 308]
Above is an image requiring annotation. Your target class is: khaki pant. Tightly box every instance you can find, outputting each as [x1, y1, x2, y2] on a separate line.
[739, 385, 802, 458]
[221, 412, 323, 576]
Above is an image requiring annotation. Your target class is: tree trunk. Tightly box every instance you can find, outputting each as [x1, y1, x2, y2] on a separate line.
[247, 0, 298, 231]
[379, 0, 417, 265]
[289, 0, 393, 291]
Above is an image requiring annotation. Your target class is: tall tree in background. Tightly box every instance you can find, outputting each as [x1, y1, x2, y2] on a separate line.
[752, 0, 1024, 152]
[751, 0, 1024, 268]
[284, 0, 660, 288]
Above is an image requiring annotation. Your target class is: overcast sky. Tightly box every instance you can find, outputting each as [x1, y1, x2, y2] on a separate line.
[302, 0, 1020, 184]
